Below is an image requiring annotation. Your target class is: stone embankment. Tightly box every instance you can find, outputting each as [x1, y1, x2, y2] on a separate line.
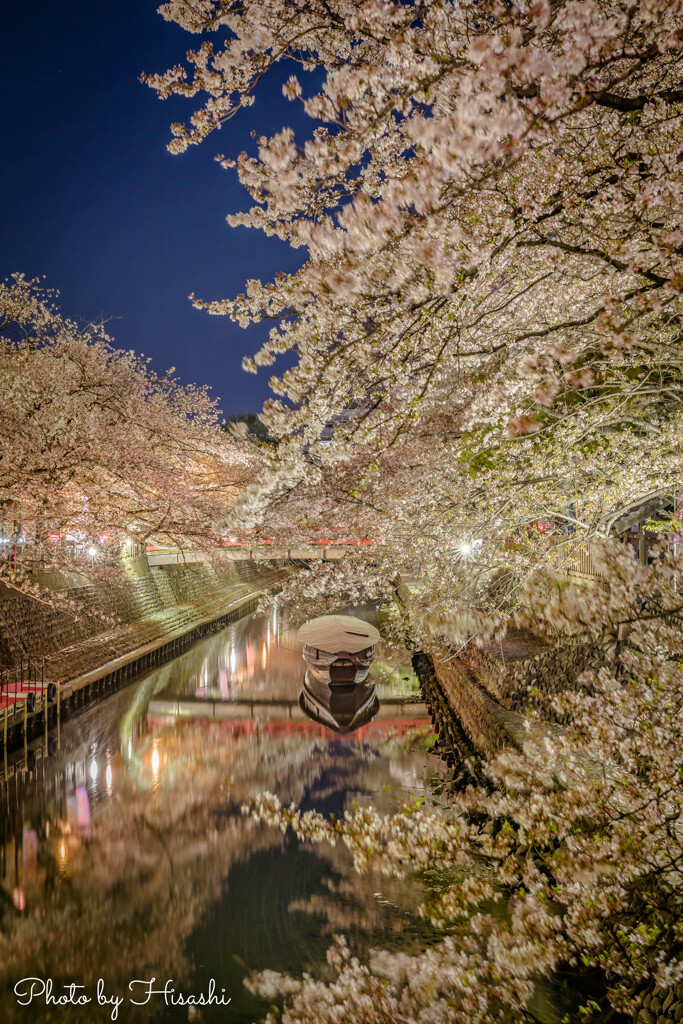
[413, 627, 543, 779]
[1, 556, 291, 679]
[0, 555, 294, 750]
[413, 622, 610, 782]
[411, 652, 486, 784]
[463, 630, 610, 723]
[636, 984, 683, 1024]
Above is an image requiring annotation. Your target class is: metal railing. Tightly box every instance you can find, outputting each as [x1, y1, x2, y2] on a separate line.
[0, 657, 55, 715]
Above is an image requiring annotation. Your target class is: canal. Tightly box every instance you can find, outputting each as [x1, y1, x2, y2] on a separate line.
[0, 602, 449, 1023]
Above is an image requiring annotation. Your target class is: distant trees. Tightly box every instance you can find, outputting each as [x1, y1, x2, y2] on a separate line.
[0, 275, 254, 581]
[224, 410, 275, 445]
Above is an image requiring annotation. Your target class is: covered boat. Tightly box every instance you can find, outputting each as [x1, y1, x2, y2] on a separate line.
[298, 614, 380, 687]
[298, 614, 381, 733]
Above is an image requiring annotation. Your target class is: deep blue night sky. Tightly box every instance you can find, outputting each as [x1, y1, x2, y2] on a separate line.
[1, 1, 306, 414]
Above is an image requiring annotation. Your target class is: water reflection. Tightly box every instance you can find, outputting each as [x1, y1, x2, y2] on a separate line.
[0, 604, 443, 1023]
[299, 678, 380, 733]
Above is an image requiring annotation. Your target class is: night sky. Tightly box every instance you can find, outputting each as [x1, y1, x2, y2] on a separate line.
[1, 1, 307, 415]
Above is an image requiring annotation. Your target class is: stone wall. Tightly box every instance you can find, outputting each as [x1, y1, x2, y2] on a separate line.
[500, 641, 608, 722]
[459, 643, 508, 700]
[412, 652, 487, 785]
[636, 982, 683, 1023]
[457, 630, 609, 726]
[413, 650, 532, 786]
[431, 655, 520, 758]
[0, 556, 293, 684]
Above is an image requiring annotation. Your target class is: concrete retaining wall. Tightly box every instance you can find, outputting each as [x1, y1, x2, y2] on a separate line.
[0, 556, 291, 683]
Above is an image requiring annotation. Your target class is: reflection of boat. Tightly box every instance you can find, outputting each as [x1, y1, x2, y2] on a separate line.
[298, 615, 381, 733]
[299, 680, 379, 734]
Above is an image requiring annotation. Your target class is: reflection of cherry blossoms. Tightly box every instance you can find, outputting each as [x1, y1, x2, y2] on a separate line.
[0, 710, 442, 1024]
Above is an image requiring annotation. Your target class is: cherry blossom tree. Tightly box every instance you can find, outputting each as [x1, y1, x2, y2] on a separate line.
[0, 275, 254, 586]
[144, 0, 683, 606]
[244, 543, 683, 1024]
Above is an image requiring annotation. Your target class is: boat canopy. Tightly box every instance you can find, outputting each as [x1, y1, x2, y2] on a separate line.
[298, 614, 380, 654]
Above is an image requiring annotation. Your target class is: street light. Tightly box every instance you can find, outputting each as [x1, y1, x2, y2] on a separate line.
[459, 538, 483, 559]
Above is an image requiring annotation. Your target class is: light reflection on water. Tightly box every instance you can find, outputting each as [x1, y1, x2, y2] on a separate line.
[0, 605, 445, 1023]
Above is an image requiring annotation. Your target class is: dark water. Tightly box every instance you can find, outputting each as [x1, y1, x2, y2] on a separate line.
[0, 604, 447, 1023]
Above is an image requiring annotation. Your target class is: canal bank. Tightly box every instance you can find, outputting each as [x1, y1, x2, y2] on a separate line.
[0, 555, 296, 756]
[397, 573, 608, 776]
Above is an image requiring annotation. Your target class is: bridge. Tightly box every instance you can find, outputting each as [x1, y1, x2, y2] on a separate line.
[145, 543, 368, 566]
